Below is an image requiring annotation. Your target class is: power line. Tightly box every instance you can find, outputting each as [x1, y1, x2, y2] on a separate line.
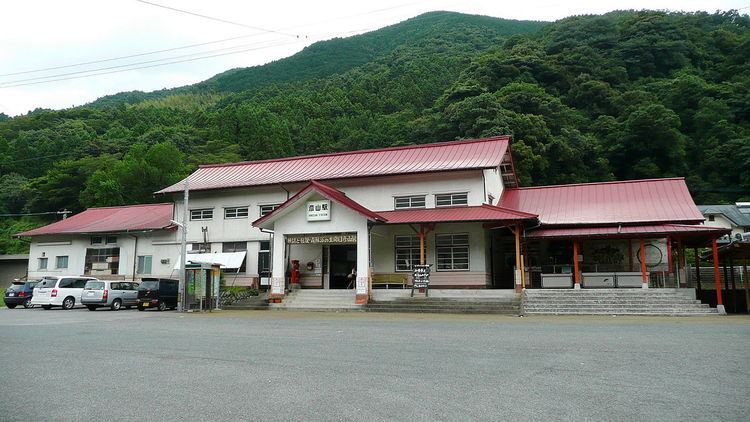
[135, 0, 302, 38]
[0, 210, 71, 217]
[0, 33, 277, 77]
[0, 39, 292, 86]
[0, 39, 303, 89]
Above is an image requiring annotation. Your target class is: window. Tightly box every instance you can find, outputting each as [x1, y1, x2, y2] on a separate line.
[435, 233, 470, 271]
[435, 192, 468, 207]
[222, 242, 247, 272]
[394, 195, 426, 209]
[38, 257, 48, 270]
[73, 278, 88, 288]
[258, 241, 271, 277]
[91, 236, 103, 245]
[105, 236, 117, 244]
[190, 208, 213, 220]
[137, 255, 152, 275]
[84, 248, 120, 275]
[708, 215, 715, 222]
[190, 243, 211, 253]
[259, 204, 280, 217]
[395, 235, 421, 271]
[55, 256, 69, 269]
[225, 207, 249, 219]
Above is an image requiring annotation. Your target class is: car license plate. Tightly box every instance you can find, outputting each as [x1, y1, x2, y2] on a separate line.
[142, 302, 149, 307]
[8, 293, 14, 297]
[87, 291, 94, 296]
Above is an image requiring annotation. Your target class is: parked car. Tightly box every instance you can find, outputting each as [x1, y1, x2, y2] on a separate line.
[31, 276, 98, 310]
[137, 278, 178, 311]
[3, 280, 38, 309]
[82, 280, 140, 311]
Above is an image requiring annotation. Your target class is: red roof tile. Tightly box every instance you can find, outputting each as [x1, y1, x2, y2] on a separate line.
[18, 203, 174, 236]
[377, 205, 537, 224]
[253, 181, 385, 227]
[525, 224, 730, 239]
[499, 178, 704, 226]
[158, 136, 511, 193]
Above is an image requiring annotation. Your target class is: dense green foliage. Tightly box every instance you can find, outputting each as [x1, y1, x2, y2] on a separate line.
[1, 10, 749, 253]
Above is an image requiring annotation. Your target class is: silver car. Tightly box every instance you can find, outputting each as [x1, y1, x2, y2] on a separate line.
[81, 280, 139, 311]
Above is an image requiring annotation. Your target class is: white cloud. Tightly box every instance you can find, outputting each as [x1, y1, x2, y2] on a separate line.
[0, 0, 746, 116]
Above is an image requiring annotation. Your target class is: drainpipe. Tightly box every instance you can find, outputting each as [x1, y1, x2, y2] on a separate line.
[130, 234, 138, 281]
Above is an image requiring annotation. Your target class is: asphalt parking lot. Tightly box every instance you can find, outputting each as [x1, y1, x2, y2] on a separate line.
[1, 308, 748, 421]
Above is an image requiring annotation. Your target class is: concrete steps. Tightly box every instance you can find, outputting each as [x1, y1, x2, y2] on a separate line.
[523, 289, 719, 316]
[367, 290, 521, 315]
[271, 289, 364, 312]
[222, 292, 270, 310]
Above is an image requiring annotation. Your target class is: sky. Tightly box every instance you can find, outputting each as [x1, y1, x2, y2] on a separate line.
[0, 0, 747, 116]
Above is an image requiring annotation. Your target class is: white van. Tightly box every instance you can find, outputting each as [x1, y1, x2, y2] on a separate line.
[31, 276, 99, 310]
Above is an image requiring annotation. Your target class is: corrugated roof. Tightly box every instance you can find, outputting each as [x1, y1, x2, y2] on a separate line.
[499, 178, 704, 226]
[158, 136, 511, 194]
[17, 203, 174, 236]
[253, 181, 385, 228]
[525, 224, 730, 239]
[377, 205, 537, 224]
[698, 204, 750, 227]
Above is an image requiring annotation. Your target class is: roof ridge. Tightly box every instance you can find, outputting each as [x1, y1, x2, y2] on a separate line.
[508, 177, 685, 190]
[197, 136, 511, 169]
[84, 203, 173, 210]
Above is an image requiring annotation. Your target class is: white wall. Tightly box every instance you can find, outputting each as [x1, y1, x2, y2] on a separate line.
[702, 214, 745, 237]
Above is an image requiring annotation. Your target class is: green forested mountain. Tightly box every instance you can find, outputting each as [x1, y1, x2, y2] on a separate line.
[1, 10, 749, 253]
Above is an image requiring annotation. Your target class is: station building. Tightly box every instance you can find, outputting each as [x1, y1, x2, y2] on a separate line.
[20, 136, 731, 308]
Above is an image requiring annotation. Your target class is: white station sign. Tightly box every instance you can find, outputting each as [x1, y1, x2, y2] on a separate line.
[306, 199, 331, 221]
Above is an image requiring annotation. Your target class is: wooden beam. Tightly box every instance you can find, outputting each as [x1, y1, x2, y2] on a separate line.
[513, 224, 522, 292]
[573, 239, 581, 289]
[712, 239, 724, 311]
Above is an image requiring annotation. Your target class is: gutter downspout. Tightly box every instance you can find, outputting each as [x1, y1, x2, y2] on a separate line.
[130, 234, 138, 281]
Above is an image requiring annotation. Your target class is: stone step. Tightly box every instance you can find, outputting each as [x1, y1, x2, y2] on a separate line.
[366, 307, 519, 315]
[523, 300, 701, 305]
[523, 306, 715, 312]
[367, 303, 520, 310]
[524, 310, 718, 316]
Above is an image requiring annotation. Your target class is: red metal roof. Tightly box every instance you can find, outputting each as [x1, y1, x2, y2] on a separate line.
[18, 203, 174, 236]
[377, 205, 537, 224]
[525, 224, 729, 240]
[158, 136, 511, 193]
[253, 181, 385, 228]
[499, 178, 704, 226]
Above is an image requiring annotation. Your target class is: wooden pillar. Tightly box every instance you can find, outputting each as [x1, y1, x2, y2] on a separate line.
[419, 232, 426, 266]
[573, 239, 581, 289]
[694, 247, 702, 293]
[711, 239, 725, 314]
[639, 239, 648, 288]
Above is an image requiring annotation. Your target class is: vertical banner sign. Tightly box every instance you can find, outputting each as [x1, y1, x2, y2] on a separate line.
[411, 264, 431, 297]
[271, 278, 284, 296]
[356, 276, 368, 295]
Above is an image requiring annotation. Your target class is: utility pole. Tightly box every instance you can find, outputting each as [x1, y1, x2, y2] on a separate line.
[178, 177, 189, 312]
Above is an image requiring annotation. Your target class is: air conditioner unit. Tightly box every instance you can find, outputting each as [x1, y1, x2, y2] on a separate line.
[161, 258, 170, 264]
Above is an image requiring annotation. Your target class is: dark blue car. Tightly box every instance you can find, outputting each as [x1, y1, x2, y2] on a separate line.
[4, 281, 38, 309]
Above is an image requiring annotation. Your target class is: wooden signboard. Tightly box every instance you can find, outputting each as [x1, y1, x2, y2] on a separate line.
[411, 264, 431, 297]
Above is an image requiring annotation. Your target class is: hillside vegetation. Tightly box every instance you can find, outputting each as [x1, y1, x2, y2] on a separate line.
[1, 10, 749, 253]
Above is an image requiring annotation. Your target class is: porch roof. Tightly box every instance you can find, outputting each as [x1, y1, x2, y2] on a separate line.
[377, 204, 537, 224]
[525, 223, 730, 240]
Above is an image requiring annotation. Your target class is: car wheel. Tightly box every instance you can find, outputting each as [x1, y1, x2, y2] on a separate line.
[42, 305, 52, 310]
[23, 298, 33, 309]
[137, 305, 145, 311]
[87, 305, 97, 311]
[62, 297, 75, 310]
[111, 299, 122, 311]
[6, 304, 17, 309]
[158, 302, 167, 311]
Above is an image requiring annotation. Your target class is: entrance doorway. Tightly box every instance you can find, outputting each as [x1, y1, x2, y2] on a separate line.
[329, 245, 357, 289]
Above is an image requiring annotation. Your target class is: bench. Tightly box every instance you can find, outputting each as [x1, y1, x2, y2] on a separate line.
[371, 273, 408, 289]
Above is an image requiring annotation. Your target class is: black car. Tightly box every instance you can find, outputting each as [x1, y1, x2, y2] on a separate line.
[137, 278, 178, 311]
[4, 281, 38, 309]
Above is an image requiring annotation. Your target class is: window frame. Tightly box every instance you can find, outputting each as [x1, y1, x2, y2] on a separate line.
[105, 236, 117, 245]
[190, 208, 214, 221]
[224, 206, 249, 219]
[38, 257, 48, 270]
[90, 236, 103, 245]
[55, 255, 69, 269]
[394, 195, 426, 210]
[259, 204, 281, 217]
[136, 255, 153, 275]
[435, 192, 469, 207]
[394, 235, 421, 272]
[434, 233, 470, 272]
